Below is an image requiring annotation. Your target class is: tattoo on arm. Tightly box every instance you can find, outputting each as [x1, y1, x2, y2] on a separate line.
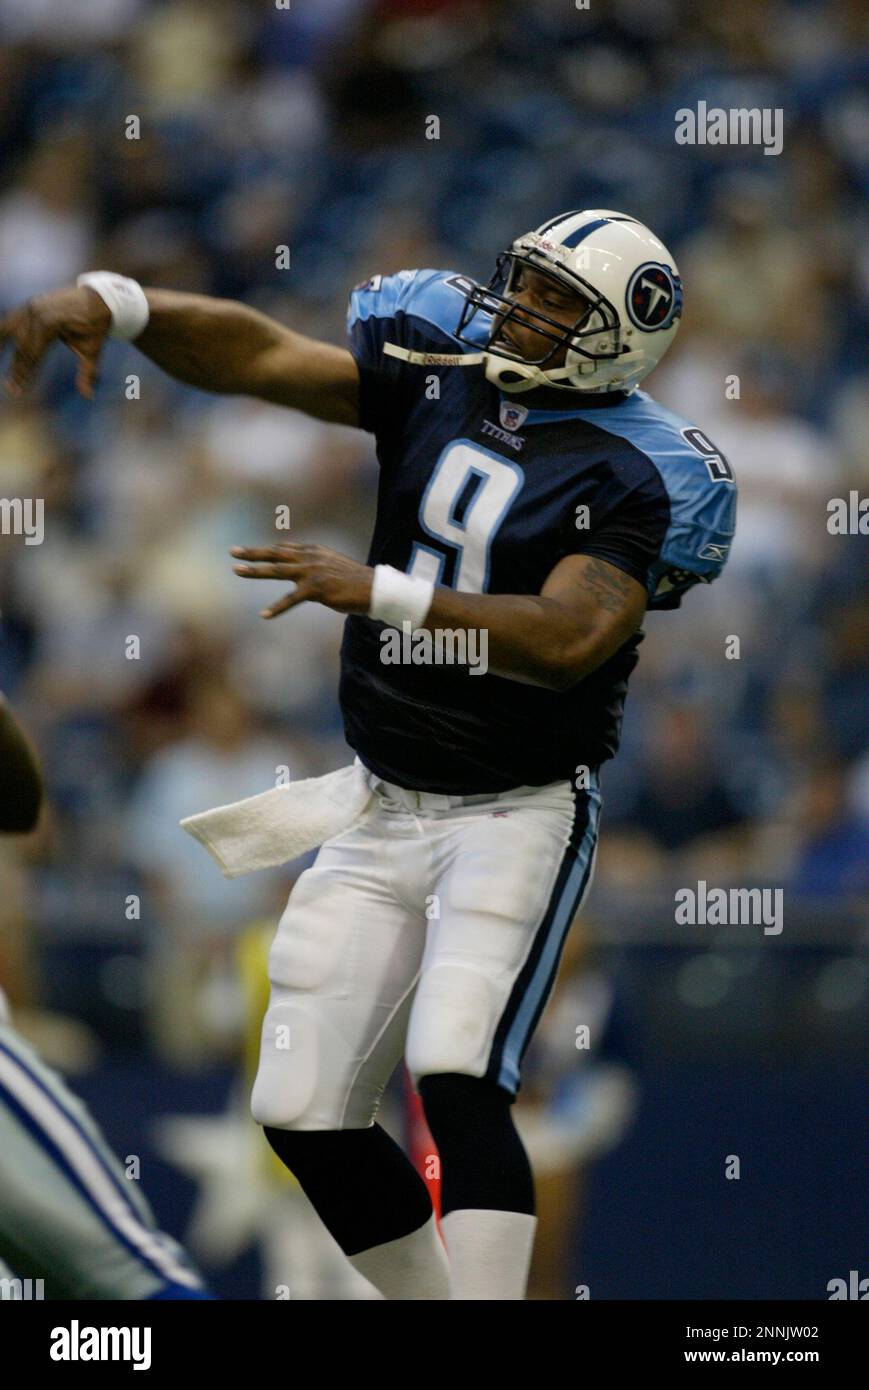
[565, 557, 641, 617]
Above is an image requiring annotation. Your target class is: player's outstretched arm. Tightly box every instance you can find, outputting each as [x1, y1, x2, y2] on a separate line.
[0, 286, 360, 427]
[136, 290, 360, 425]
[0, 695, 43, 833]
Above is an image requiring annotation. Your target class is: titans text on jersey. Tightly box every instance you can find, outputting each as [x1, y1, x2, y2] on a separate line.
[340, 268, 736, 795]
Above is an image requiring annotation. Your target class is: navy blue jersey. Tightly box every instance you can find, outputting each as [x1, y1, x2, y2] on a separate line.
[340, 269, 736, 794]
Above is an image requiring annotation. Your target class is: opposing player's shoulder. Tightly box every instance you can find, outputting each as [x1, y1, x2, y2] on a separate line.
[347, 268, 469, 342]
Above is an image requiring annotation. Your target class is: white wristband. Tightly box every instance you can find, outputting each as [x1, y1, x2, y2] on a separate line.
[76, 271, 150, 341]
[369, 565, 434, 629]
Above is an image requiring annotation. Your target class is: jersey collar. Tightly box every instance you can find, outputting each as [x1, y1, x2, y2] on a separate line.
[499, 386, 632, 412]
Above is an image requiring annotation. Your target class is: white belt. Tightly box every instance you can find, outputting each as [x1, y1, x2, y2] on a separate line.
[180, 758, 552, 878]
[365, 775, 517, 811]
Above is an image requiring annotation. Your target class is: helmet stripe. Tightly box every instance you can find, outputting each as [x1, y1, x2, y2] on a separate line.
[560, 214, 638, 248]
[535, 209, 585, 236]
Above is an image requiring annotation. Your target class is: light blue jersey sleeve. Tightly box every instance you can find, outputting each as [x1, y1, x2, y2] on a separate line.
[572, 391, 738, 610]
[345, 269, 472, 436]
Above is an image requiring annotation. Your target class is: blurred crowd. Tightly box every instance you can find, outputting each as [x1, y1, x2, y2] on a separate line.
[0, 0, 867, 1067]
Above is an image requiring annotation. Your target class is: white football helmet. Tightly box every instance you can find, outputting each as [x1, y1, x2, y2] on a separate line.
[455, 208, 683, 394]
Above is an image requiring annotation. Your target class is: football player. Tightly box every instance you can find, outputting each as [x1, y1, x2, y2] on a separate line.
[0, 692, 212, 1298]
[0, 209, 736, 1300]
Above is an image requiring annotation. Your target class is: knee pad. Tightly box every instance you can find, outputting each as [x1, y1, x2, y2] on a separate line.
[405, 963, 494, 1081]
[251, 867, 352, 1129]
[250, 1001, 318, 1128]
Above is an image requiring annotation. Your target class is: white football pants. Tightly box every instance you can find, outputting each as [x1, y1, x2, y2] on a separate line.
[252, 761, 602, 1131]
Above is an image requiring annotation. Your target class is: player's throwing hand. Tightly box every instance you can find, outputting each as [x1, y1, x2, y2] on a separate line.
[0, 287, 112, 400]
[230, 543, 374, 619]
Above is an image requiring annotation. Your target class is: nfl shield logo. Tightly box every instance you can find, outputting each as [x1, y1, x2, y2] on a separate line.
[499, 402, 529, 431]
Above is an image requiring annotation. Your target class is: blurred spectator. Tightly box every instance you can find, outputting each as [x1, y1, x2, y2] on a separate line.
[676, 173, 832, 360]
[696, 351, 838, 592]
[600, 703, 752, 890]
[785, 762, 869, 898]
[126, 676, 298, 1064]
[0, 133, 95, 305]
[820, 597, 869, 763]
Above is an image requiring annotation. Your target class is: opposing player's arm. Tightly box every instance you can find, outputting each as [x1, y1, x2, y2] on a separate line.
[230, 544, 647, 692]
[0, 695, 44, 833]
[0, 286, 360, 427]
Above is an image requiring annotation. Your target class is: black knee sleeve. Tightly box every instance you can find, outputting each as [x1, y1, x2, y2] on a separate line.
[263, 1122, 433, 1257]
[417, 1073, 535, 1216]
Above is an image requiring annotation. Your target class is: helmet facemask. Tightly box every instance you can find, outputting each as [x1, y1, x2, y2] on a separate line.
[455, 249, 627, 390]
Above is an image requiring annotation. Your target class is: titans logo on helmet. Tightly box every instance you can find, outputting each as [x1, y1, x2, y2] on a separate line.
[625, 263, 682, 332]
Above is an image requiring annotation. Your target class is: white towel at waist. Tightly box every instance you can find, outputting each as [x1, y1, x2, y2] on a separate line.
[179, 762, 374, 878]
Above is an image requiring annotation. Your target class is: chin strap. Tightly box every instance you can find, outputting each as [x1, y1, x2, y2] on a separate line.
[485, 346, 648, 393]
[383, 340, 646, 393]
[383, 342, 486, 367]
[383, 341, 550, 390]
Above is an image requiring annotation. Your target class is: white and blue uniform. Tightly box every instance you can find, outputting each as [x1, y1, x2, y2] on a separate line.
[0, 681, 211, 1300]
[253, 268, 737, 1127]
[0, 1014, 209, 1299]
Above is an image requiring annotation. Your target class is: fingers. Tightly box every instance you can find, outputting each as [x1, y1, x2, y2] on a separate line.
[72, 342, 104, 401]
[2, 304, 51, 398]
[6, 348, 40, 399]
[229, 545, 321, 617]
[0, 291, 111, 400]
[73, 351, 99, 401]
[230, 544, 306, 562]
[260, 586, 312, 619]
[232, 561, 304, 579]
[0, 313, 20, 363]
